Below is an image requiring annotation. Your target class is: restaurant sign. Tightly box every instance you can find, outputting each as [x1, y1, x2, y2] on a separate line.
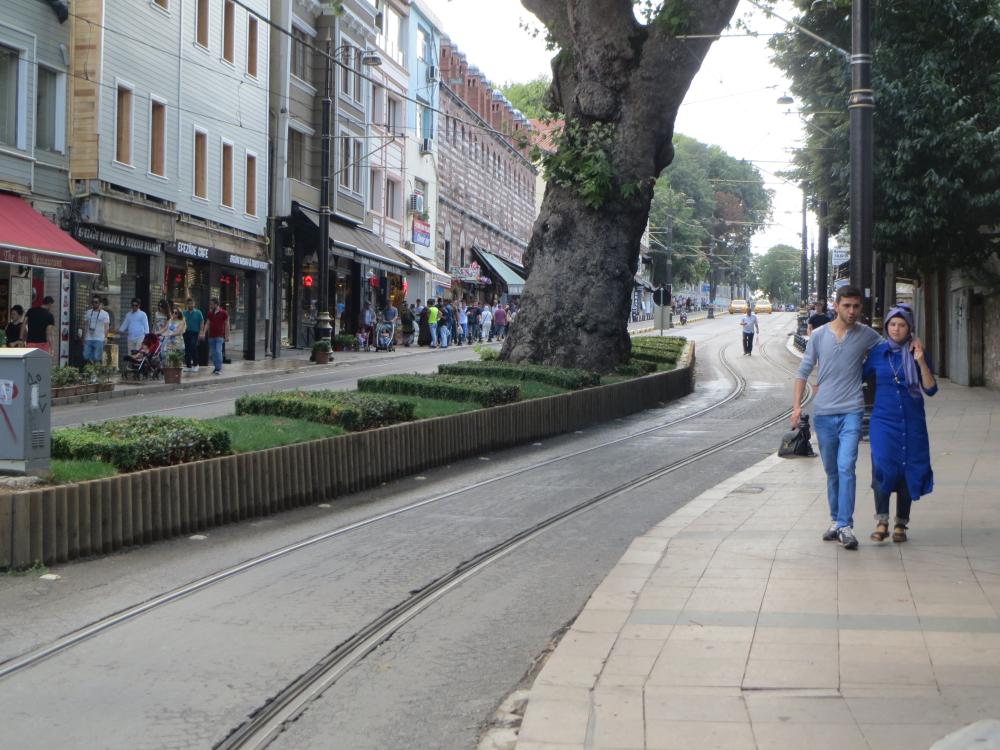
[449, 261, 490, 284]
[412, 218, 431, 247]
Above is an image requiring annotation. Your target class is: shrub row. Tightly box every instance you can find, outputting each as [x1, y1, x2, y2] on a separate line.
[235, 390, 414, 431]
[630, 349, 680, 365]
[437, 360, 600, 390]
[52, 416, 231, 472]
[631, 336, 686, 353]
[358, 374, 521, 407]
[614, 361, 657, 377]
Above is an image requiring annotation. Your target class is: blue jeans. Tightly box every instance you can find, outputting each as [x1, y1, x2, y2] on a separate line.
[439, 323, 451, 348]
[209, 337, 225, 372]
[429, 323, 438, 347]
[813, 412, 864, 528]
[83, 339, 104, 363]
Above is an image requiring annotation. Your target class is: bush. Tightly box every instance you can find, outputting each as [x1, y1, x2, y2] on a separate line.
[52, 416, 231, 472]
[82, 363, 117, 384]
[334, 334, 359, 351]
[312, 338, 332, 353]
[614, 361, 657, 377]
[235, 390, 414, 431]
[358, 374, 520, 407]
[438, 360, 600, 390]
[630, 349, 680, 365]
[473, 343, 499, 361]
[631, 336, 686, 353]
[52, 366, 83, 389]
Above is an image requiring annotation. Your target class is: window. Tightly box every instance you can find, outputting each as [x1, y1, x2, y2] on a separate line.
[340, 46, 352, 99]
[353, 49, 363, 104]
[153, 0, 168, 8]
[386, 97, 400, 136]
[245, 152, 257, 215]
[115, 84, 133, 165]
[194, 129, 207, 198]
[246, 16, 258, 77]
[418, 103, 433, 141]
[221, 140, 234, 207]
[352, 139, 362, 192]
[0, 46, 18, 147]
[35, 67, 59, 151]
[369, 168, 381, 212]
[414, 178, 427, 200]
[287, 128, 304, 181]
[371, 84, 384, 129]
[379, 6, 404, 65]
[196, 0, 210, 48]
[443, 240, 450, 272]
[339, 135, 350, 189]
[384, 178, 399, 219]
[291, 27, 309, 81]
[223, 1, 235, 63]
[417, 26, 430, 62]
[149, 99, 166, 176]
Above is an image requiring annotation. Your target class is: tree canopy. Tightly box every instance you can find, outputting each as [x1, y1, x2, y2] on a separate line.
[750, 244, 801, 304]
[500, 76, 552, 120]
[770, 0, 1000, 275]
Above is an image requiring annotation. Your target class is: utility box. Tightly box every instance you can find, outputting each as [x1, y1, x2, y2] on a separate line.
[0, 348, 51, 475]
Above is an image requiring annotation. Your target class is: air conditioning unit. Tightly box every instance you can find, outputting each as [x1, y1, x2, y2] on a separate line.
[420, 138, 434, 154]
[426, 65, 438, 83]
[407, 194, 425, 214]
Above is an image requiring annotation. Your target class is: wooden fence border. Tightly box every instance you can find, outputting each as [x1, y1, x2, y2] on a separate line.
[0, 345, 695, 569]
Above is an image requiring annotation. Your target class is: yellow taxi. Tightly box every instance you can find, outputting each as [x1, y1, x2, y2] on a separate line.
[753, 299, 773, 314]
[728, 299, 749, 315]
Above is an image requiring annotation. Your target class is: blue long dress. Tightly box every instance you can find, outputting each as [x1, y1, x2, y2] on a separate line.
[863, 342, 938, 500]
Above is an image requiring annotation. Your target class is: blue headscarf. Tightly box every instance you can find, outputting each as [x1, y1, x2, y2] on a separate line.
[885, 304, 922, 398]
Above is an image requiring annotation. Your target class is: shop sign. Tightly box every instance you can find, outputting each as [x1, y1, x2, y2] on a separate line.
[831, 248, 850, 266]
[74, 225, 162, 256]
[170, 241, 211, 260]
[412, 218, 431, 247]
[224, 253, 268, 271]
[450, 260, 486, 282]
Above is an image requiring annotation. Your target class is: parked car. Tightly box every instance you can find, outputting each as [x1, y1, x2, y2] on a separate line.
[754, 300, 773, 314]
[728, 299, 749, 315]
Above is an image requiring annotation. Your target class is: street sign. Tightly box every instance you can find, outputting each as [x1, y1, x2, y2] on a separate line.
[831, 248, 850, 267]
[653, 286, 671, 307]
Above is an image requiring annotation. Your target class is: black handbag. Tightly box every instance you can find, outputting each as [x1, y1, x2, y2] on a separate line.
[779, 414, 816, 458]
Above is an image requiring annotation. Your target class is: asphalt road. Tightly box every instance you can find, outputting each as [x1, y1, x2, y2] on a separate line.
[0, 313, 801, 750]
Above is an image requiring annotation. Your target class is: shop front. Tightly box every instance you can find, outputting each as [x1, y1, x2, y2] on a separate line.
[0, 193, 102, 364]
[164, 241, 267, 360]
[471, 247, 526, 305]
[448, 260, 493, 304]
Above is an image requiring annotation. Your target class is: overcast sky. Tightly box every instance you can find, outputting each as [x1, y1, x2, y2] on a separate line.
[421, 0, 831, 257]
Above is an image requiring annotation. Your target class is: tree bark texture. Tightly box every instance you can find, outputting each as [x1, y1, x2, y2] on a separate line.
[501, 0, 740, 372]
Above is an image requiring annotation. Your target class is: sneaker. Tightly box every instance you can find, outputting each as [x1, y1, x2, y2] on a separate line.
[822, 523, 839, 542]
[212, 370, 221, 376]
[837, 526, 859, 550]
[192, 365, 199, 373]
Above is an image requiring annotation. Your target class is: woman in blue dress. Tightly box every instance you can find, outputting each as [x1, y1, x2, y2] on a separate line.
[863, 304, 938, 543]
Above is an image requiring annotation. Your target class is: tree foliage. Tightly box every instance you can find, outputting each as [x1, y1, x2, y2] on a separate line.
[500, 75, 553, 120]
[751, 244, 801, 304]
[770, 0, 1000, 275]
[649, 135, 772, 288]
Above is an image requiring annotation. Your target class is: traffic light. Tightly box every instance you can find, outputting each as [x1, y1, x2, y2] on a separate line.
[651, 251, 669, 287]
[653, 286, 671, 307]
[302, 274, 314, 287]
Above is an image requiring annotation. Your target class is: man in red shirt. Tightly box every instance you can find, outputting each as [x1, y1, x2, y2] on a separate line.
[200, 298, 229, 375]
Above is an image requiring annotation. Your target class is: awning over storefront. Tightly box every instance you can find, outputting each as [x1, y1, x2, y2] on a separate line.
[394, 244, 451, 286]
[0, 193, 102, 274]
[295, 207, 411, 274]
[473, 247, 526, 295]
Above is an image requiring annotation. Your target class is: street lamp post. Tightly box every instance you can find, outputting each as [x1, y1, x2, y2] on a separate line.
[800, 192, 809, 306]
[817, 200, 829, 309]
[848, 0, 875, 322]
[315, 32, 334, 343]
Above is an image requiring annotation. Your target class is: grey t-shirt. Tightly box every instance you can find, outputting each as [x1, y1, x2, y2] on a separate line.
[797, 323, 881, 415]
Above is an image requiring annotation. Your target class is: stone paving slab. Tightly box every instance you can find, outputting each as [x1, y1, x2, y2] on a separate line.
[514, 381, 1000, 749]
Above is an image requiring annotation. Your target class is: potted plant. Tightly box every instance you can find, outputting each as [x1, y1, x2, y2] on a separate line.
[312, 338, 332, 364]
[163, 350, 184, 384]
[52, 366, 83, 396]
[333, 333, 357, 352]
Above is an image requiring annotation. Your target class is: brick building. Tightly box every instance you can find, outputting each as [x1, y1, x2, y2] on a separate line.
[435, 39, 536, 303]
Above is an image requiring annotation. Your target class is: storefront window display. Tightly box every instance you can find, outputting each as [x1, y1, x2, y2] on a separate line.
[212, 265, 247, 359]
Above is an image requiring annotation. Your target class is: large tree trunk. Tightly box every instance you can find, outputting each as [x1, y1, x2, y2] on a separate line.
[502, 0, 740, 372]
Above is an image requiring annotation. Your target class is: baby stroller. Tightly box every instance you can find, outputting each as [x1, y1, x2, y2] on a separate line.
[374, 320, 395, 352]
[122, 333, 163, 381]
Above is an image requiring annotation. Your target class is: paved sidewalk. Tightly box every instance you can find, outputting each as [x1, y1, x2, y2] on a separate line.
[513, 382, 1000, 750]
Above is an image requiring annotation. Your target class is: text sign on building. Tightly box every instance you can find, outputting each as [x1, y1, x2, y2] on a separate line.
[831, 248, 850, 267]
[75, 226, 162, 256]
[412, 218, 431, 247]
[171, 241, 211, 260]
[450, 261, 483, 281]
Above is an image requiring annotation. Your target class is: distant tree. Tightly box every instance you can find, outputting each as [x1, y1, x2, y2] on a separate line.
[499, 0, 741, 372]
[751, 245, 801, 304]
[771, 0, 1000, 275]
[500, 76, 552, 120]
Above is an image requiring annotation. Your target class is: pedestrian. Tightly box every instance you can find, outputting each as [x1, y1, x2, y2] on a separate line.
[864, 304, 937, 544]
[481, 303, 493, 342]
[182, 298, 204, 372]
[807, 301, 830, 336]
[4, 305, 25, 347]
[467, 302, 480, 343]
[791, 286, 883, 550]
[154, 298, 171, 339]
[164, 307, 187, 355]
[24, 296, 56, 355]
[201, 297, 229, 375]
[360, 302, 375, 350]
[439, 301, 453, 348]
[740, 303, 760, 356]
[82, 295, 110, 364]
[401, 304, 415, 346]
[426, 300, 439, 348]
[413, 298, 424, 343]
[119, 297, 150, 355]
[493, 303, 507, 340]
[458, 302, 468, 345]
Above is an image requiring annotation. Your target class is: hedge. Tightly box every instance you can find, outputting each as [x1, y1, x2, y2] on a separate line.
[437, 361, 600, 390]
[615, 361, 657, 377]
[630, 349, 680, 365]
[235, 390, 414, 431]
[52, 416, 231, 472]
[358, 374, 521, 407]
[631, 336, 686, 353]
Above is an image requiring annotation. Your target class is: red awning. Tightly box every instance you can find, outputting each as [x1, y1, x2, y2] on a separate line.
[0, 193, 102, 275]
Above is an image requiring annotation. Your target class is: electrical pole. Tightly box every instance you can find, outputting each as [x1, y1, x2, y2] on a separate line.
[800, 192, 808, 305]
[849, 0, 874, 321]
[817, 200, 829, 311]
[315, 31, 334, 342]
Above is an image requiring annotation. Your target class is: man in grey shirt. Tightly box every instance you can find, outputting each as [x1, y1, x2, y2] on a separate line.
[792, 286, 881, 550]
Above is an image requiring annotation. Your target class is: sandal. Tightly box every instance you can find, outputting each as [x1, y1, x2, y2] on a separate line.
[870, 521, 890, 542]
[892, 524, 908, 543]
